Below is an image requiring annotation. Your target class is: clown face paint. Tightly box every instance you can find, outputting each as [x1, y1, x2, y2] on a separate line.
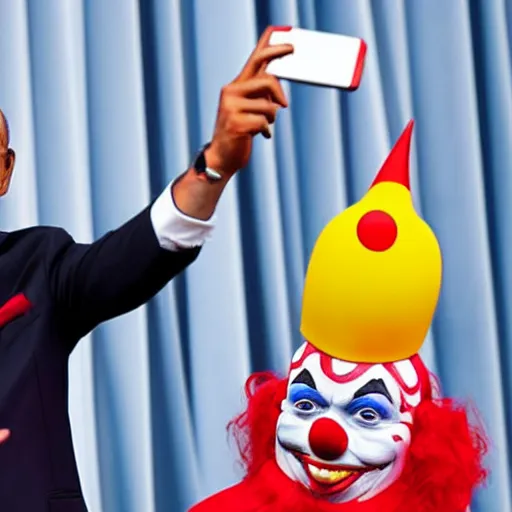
[275, 342, 431, 503]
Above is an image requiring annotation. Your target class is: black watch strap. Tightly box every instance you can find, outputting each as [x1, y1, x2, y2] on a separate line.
[192, 143, 223, 182]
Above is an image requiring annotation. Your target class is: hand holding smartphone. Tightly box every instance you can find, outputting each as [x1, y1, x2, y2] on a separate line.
[266, 27, 367, 91]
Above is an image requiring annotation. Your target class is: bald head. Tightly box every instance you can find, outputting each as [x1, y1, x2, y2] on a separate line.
[0, 110, 9, 149]
[0, 109, 14, 196]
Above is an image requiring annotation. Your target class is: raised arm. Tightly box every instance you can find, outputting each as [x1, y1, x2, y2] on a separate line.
[48, 27, 293, 346]
[47, 202, 202, 344]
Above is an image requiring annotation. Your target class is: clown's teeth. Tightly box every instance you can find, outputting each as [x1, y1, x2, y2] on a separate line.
[307, 464, 353, 484]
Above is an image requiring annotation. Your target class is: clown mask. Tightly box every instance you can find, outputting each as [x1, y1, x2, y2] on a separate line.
[275, 342, 432, 503]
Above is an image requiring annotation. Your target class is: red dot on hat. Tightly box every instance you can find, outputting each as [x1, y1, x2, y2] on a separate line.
[356, 210, 397, 252]
[308, 418, 349, 461]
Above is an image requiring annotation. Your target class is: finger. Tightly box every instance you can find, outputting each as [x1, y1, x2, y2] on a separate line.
[238, 44, 293, 81]
[253, 44, 294, 76]
[257, 25, 281, 50]
[0, 429, 10, 444]
[232, 97, 280, 124]
[255, 25, 292, 74]
[230, 75, 288, 107]
[237, 29, 293, 80]
[234, 113, 272, 139]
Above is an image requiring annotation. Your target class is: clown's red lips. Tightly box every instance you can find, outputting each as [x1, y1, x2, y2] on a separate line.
[294, 453, 371, 495]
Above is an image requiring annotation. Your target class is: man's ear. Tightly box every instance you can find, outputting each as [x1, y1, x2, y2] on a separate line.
[0, 149, 15, 196]
[6, 148, 15, 173]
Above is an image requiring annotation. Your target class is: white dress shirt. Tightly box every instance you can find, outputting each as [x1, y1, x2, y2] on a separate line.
[150, 183, 216, 252]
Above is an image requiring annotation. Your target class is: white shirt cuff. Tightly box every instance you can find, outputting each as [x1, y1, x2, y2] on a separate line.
[150, 180, 216, 251]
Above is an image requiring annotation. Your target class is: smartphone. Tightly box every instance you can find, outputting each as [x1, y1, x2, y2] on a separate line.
[267, 27, 367, 91]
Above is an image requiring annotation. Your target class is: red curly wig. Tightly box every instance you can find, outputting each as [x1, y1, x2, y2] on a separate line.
[212, 370, 489, 512]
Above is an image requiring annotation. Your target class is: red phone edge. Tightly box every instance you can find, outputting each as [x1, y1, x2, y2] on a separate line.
[349, 38, 367, 90]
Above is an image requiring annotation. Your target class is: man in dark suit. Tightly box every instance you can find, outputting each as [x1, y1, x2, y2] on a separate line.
[0, 29, 292, 511]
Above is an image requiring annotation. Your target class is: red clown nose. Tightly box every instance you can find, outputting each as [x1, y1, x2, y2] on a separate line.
[308, 418, 349, 461]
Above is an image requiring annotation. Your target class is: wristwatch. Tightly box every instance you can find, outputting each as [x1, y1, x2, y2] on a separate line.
[192, 143, 223, 182]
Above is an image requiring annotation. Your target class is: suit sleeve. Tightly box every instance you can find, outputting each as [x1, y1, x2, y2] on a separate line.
[46, 203, 201, 344]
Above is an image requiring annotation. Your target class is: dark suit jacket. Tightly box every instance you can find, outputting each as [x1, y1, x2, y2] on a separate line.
[0, 205, 199, 511]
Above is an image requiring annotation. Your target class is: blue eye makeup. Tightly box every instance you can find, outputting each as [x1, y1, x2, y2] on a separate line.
[289, 383, 329, 411]
[346, 395, 394, 425]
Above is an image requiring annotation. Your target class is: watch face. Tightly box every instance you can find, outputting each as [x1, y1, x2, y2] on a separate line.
[192, 145, 222, 181]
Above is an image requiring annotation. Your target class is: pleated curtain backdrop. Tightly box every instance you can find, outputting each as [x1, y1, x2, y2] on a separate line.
[0, 0, 510, 510]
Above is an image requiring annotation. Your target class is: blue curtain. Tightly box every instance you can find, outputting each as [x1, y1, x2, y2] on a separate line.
[0, 0, 510, 510]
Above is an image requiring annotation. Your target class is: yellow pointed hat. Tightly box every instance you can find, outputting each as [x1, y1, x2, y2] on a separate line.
[300, 120, 442, 363]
